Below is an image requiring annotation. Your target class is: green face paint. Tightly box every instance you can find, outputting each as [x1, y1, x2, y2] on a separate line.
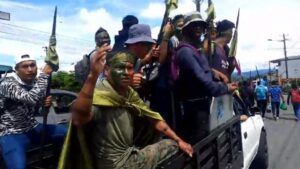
[108, 52, 135, 88]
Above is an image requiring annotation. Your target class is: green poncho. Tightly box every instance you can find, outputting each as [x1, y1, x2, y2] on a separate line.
[58, 79, 163, 169]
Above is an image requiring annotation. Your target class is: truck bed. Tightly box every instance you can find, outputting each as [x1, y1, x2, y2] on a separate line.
[158, 117, 244, 169]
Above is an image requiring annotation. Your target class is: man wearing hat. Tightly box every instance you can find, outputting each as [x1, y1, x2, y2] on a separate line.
[121, 23, 159, 93]
[174, 12, 237, 143]
[0, 54, 66, 169]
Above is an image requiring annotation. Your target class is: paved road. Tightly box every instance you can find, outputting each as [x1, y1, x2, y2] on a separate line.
[263, 103, 300, 169]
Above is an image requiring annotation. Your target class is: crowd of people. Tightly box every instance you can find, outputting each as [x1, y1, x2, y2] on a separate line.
[1, 10, 300, 169]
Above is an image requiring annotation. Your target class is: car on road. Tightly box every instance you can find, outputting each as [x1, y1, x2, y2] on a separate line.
[35, 89, 77, 125]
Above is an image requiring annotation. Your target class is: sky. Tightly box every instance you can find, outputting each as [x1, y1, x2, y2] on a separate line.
[1, 0, 300, 72]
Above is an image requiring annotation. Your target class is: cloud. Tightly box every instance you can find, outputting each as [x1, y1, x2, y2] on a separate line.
[140, 2, 165, 19]
[0, 1, 123, 71]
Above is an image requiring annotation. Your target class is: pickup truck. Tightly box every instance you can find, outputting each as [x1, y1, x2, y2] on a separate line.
[158, 94, 268, 169]
[0, 65, 267, 169]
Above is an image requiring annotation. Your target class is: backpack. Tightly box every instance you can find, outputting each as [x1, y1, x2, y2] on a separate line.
[74, 50, 95, 87]
[256, 86, 266, 99]
[291, 89, 300, 103]
[170, 42, 201, 85]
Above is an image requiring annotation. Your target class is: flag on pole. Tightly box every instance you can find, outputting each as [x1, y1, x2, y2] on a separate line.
[206, 0, 216, 22]
[166, 0, 178, 10]
[236, 59, 241, 76]
[229, 9, 240, 57]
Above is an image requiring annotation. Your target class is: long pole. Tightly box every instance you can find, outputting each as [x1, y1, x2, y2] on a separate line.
[195, 0, 201, 12]
[283, 33, 288, 79]
[269, 61, 272, 82]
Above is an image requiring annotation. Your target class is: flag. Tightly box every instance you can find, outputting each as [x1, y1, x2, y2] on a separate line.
[206, 0, 216, 22]
[229, 9, 240, 57]
[157, 0, 178, 44]
[166, 0, 178, 10]
[236, 59, 241, 76]
[229, 31, 238, 57]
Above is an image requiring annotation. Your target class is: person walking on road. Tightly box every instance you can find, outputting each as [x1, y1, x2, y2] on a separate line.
[268, 81, 285, 120]
[255, 80, 268, 118]
[287, 83, 300, 121]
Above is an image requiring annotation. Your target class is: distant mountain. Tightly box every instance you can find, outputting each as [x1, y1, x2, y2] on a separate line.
[232, 69, 273, 79]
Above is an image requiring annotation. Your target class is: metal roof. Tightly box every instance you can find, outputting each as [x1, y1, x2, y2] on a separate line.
[270, 55, 300, 63]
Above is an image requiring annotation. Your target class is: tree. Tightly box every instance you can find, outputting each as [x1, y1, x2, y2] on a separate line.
[51, 71, 81, 92]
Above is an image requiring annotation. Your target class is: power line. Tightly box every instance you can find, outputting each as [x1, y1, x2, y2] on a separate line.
[0, 22, 94, 44]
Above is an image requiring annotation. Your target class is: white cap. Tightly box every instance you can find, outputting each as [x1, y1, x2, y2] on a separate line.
[15, 54, 36, 65]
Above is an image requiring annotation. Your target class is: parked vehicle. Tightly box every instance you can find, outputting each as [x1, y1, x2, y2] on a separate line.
[35, 89, 77, 125]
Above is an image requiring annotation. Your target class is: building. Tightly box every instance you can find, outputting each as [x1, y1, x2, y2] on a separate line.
[270, 55, 300, 83]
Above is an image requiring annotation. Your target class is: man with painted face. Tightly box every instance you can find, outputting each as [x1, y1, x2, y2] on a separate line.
[0, 54, 67, 169]
[174, 12, 237, 144]
[62, 49, 193, 169]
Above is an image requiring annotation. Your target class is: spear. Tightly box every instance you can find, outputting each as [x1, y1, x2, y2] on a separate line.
[145, 0, 178, 81]
[256, 66, 261, 79]
[229, 8, 240, 58]
[156, 0, 178, 45]
[205, 0, 216, 66]
[40, 6, 58, 161]
[206, 0, 216, 22]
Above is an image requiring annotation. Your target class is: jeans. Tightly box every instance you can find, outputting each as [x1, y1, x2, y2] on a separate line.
[257, 100, 267, 117]
[0, 123, 67, 169]
[292, 103, 300, 120]
[271, 102, 280, 117]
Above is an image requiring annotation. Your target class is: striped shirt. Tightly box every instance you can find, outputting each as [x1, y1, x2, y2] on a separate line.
[0, 73, 49, 136]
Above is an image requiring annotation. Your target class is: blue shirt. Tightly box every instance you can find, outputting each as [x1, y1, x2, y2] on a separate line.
[268, 86, 282, 102]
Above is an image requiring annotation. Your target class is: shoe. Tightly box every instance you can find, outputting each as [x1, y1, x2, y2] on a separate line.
[276, 117, 279, 120]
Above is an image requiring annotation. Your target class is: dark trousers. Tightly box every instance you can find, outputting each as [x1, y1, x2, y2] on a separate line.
[271, 102, 280, 117]
[0, 123, 66, 169]
[257, 100, 268, 117]
[292, 103, 300, 120]
[179, 98, 211, 144]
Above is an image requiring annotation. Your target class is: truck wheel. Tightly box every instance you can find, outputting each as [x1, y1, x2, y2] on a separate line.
[250, 130, 269, 169]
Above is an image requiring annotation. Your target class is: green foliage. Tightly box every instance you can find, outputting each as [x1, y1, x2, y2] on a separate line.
[51, 71, 81, 92]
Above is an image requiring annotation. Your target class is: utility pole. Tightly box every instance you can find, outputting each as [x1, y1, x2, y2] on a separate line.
[268, 33, 289, 80]
[282, 33, 288, 79]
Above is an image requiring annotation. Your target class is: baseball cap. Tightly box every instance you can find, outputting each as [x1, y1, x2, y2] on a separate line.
[15, 54, 36, 65]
